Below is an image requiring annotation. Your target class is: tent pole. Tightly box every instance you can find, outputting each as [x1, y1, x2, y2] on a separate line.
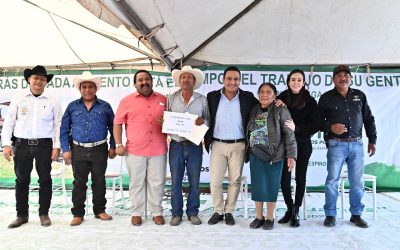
[115, 0, 174, 69]
[177, 0, 263, 68]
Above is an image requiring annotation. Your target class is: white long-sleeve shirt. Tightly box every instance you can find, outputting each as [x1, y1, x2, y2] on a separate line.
[1, 89, 62, 148]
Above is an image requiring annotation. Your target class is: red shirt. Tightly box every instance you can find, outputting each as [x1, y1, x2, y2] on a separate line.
[114, 91, 167, 156]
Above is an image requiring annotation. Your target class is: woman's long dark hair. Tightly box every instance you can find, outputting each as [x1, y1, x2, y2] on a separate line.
[285, 69, 309, 109]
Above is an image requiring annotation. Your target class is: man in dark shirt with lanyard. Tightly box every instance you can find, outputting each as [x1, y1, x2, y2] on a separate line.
[60, 71, 116, 226]
[319, 65, 377, 228]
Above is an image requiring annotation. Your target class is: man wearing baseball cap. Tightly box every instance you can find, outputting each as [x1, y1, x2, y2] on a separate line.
[319, 65, 377, 228]
[2, 65, 62, 228]
[60, 71, 116, 226]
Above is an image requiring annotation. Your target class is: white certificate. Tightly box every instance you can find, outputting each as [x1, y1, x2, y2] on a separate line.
[162, 111, 197, 136]
[182, 124, 209, 145]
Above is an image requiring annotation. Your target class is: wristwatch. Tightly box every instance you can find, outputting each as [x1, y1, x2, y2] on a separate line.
[116, 144, 123, 148]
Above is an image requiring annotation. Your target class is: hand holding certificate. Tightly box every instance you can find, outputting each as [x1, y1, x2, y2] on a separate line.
[162, 111, 208, 145]
[162, 111, 197, 136]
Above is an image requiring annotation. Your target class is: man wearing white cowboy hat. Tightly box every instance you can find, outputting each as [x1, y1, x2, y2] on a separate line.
[60, 71, 116, 226]
[2, 65, 62, 228]
[167, 65, 210, 226]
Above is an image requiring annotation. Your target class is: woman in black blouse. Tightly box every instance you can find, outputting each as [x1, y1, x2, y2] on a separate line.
[277, 69, 320, 227]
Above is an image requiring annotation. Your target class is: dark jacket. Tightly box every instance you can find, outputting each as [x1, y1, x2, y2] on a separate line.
[205, 88, 258, 153]
[278, 90, 320, 144]
[246, 104, 297, 163]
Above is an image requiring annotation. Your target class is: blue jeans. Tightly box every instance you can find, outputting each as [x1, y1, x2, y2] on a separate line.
[324, 139, 365, 217]
[169, 141, 202, 218]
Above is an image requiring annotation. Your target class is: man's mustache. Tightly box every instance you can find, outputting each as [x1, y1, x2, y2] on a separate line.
[139, 84, 150, 88]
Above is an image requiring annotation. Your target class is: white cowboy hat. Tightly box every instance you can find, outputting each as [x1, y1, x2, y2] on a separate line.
[73, 71, 102, 90]
[172, 65, 204, 90]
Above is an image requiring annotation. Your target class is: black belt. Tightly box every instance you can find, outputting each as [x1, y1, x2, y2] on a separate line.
[171, 139, 195, 146]
[330, 137, 360, 142]
[16, 138, 52, 145]
[213, 138, 245, 143]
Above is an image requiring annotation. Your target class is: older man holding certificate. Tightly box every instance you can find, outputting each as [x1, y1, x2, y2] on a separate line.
[167, 66, 210, 226]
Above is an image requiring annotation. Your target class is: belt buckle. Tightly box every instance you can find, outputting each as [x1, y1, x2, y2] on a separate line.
[82, 142, 93, 147]
[28, 139, 38, 145]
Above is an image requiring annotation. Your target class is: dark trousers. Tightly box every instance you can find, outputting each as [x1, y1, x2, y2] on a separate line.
[71, 143, 108, 217]
[13, 139, 53, 217]
[281, 139, 312, 207]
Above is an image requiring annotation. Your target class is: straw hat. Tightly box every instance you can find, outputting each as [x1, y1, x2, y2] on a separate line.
[73, 71, 102, 90]
[172, 66, 204, 90]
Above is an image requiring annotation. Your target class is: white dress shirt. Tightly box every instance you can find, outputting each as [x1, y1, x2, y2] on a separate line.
[1, 89, 62, 148]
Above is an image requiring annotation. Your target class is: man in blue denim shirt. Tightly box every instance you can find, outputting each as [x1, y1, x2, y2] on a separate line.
[319, 65, 377, 228]
[60, 71, 116, 226]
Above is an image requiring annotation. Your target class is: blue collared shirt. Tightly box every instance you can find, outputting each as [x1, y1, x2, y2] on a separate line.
[60, 97, 115, 152]
[213, 89, 244, 139]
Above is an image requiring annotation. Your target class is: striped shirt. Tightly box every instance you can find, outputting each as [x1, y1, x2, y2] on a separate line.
[213, 89, 244, 140]
[167, 90, 210, 142]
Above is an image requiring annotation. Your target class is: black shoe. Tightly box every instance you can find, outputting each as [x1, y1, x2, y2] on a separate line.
[324, 216, 336, 227]
[262, 219, 274, 230]
[278, 211, 292, 224]
[225, 213, 235, 225]
[290, 205, 300, 227]
[249, 217, 265, 229]
[39, 215, 51, 227]
[8, 216, 29, 229]
[208, 213, 224, 225]
[350, 215, 368, 228]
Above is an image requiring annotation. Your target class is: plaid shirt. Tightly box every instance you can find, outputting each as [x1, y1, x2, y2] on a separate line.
[167, 90, 210, 142]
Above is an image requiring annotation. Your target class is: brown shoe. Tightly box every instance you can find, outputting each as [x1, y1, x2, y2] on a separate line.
[95, 212, 113, 221]
[131, 216, 142, 226]
[39, 215, 51, 227]
[70, 217, 84, 226]
[8, 216, 29, 229]
[153, 215, 165, 225]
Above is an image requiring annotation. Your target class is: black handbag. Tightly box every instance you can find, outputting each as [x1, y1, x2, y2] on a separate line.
[251, 144, 273, 162]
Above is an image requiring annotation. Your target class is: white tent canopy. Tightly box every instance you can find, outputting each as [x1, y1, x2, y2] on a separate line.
[0, 0, 162, 70]
[78, 0, 400, 69]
